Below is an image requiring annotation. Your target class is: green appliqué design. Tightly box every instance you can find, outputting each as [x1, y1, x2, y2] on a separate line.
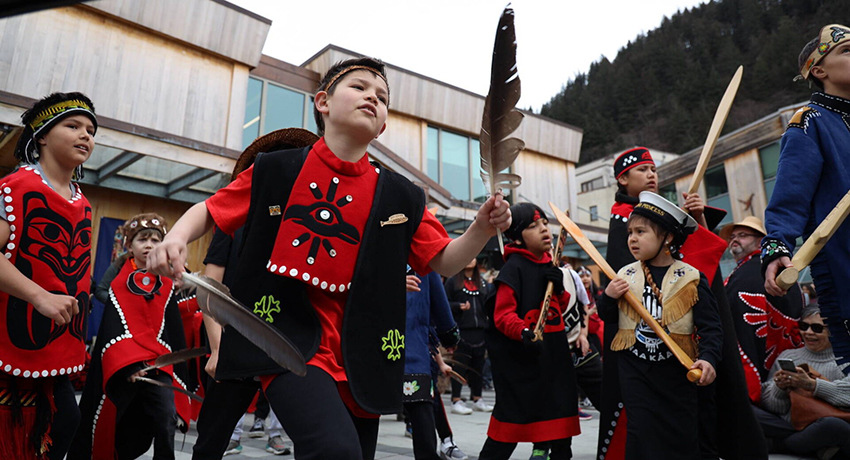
[381, 329, 405, 361]
[254, 295, 281, 323]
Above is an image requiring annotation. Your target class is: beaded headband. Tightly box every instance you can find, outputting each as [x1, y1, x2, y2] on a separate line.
[800, 24, 850, 80]
[320, 65, 389, 99]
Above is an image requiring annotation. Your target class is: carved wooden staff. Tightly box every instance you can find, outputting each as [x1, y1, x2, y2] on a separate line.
[533, 226, 569, 341]
[687, 66, 744, 194]
[776, 188, 850, 290]
[548, 202, 702, 382]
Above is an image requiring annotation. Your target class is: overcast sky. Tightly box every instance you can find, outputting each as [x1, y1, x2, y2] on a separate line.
[228, 0, 706, 111]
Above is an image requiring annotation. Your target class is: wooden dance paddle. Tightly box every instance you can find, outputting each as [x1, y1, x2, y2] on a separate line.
[533, 226, 569, 341]
[687, 66, 744, 195]
[548, 202, 702, 383]
[776, 188, 850, 290]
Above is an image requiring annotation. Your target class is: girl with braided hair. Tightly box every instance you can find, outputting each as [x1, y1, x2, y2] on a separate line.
[598, 192, 723, 459]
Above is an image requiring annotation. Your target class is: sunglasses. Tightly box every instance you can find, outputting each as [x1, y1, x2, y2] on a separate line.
[798, 322, 826, 333]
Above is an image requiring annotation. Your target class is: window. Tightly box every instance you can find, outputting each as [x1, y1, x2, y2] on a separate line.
[427, 126, 497, 202]
[704, 165, 732, 228]
[658, 183, 678, 204]
[243, 77, 318, 149]
[581, 177, 605, 193]
[759, 142, 780, 202]
[589, 205, 598, 221]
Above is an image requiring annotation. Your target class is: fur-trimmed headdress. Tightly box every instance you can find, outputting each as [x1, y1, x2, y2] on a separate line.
[121, 213, 167, 248]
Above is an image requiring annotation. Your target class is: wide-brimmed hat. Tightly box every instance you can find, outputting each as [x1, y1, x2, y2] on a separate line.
[719, 215, 766, 242]
[232, 128, 320, 181]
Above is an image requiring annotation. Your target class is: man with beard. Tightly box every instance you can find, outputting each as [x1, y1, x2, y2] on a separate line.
[721, 216, 803, 402]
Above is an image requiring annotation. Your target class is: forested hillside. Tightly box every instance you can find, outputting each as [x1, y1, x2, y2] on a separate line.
[540, 0, 849, 163]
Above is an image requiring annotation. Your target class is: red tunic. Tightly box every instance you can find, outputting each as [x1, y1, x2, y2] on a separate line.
[206, 138, 451, 415]
[0, 165, 90, 379]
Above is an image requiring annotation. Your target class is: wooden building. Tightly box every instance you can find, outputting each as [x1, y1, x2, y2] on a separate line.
[657, 102, 803, 276]
[0, 0, 583, 278]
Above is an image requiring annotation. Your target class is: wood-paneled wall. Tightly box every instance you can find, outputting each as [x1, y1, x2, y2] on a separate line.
[81, 184, 213, 273]
[724, 148, 767, 222]
[0, 6, 247, 150]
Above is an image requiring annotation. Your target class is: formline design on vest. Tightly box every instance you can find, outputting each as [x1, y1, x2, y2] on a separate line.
[382, 329, 404, 361]
[253, 295, 281, 323]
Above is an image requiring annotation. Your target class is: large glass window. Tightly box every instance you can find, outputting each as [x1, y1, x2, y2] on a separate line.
[243, 77, 316, 149]
[759, 142, 780, 202]
[705, 165, 732, 228]
[427, 126, 498, 203]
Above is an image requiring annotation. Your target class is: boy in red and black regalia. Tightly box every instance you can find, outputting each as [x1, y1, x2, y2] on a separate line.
[148, 57, 511, 460]
[0, 92, 96, 459]
[479, 202, 580, 460]
[599, 191, 722, 460]
[600, 148, 767, 460]
[70, 214, 191, 460]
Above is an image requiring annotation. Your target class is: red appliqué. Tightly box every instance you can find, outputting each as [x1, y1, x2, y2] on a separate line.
[739, 292, 803, 371]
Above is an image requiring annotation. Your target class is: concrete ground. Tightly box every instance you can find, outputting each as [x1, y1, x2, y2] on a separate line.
[141, 388, 813, 459]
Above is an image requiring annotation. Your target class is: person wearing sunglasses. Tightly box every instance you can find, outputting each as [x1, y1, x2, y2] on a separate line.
[758, 306, 850, 459]
[720, 216, 804, 387]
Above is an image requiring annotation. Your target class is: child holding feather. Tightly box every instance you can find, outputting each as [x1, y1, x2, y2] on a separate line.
[480, 202, 580, 460]
[598, 192, 722, 460]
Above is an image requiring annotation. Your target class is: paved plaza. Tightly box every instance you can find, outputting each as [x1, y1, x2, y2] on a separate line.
[138, 389, 811, 459]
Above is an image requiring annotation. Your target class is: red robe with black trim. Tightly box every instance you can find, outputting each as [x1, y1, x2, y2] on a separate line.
[71, 259, 190, 460]
[0, 166, 90, 459]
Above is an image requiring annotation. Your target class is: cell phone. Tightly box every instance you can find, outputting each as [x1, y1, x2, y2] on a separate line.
[778, 359, 797, 372]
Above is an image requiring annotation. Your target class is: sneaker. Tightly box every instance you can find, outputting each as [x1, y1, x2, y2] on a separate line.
[404, 423, 413, 438]
[248, 417, 265, 438]
[265, 435, 291, 455]
[529, 448, 549, 460]
[450, 400, 472, 415]
[223, 440, 242, 456]
[471, 399, 493, 412]
[440, 437, 469, 460]
[579, 397, 593, 408]
[578, 409, 593, 421]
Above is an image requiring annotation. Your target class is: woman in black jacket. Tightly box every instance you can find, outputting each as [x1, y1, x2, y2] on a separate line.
[444, 258, 493, 414]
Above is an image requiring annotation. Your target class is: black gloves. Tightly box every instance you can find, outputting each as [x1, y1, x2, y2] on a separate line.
[521, 328, 542, 353]
[544, 266, 565, 295]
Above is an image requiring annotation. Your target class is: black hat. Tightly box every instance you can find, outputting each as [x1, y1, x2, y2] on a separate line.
[631, 191, 697, 248]
[505, 202, 548, 242]
[613, 147, 654, 179]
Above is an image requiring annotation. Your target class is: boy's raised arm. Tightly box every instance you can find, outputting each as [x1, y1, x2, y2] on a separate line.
[429, 194, 511, 276]
[147, 201, 215, 280]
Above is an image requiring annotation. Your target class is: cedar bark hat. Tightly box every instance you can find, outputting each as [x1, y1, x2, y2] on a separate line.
[719, 215, 767, 242]
[232, 128, 320, 181]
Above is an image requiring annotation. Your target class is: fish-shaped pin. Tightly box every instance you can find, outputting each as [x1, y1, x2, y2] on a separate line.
[381, 213, 408, 227]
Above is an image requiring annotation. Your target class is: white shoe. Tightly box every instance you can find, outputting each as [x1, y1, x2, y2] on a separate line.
[472, 398, 493, 412]
[450, 400, 472, 415]
[440, 437, 469, 459]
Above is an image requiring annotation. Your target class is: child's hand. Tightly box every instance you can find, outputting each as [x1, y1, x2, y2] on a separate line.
[406, 275, 421, 292]
[147, 237, 188, 281]
[476, 193, 511, 236]
[128, 368, 147, 383]
[691, 359, 716, 386]
[605, 278, 629, 299]
[205, 349, 219, 379]
[33, 291, 79, 326]
[576, 333, 591, 356]
[460, 301, 471, 311]
[681, 192, 708, 228]
[439, 361, 453, 377]
[764, 256, 794, 296]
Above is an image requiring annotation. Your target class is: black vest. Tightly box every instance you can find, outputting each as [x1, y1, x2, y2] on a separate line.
[216, 146, 425, 414]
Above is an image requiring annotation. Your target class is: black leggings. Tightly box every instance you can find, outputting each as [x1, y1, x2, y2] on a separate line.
[264, 367, 379, 460]
[192, 378, 259, 459]
[48, 376, 80, 460]
[404, 400, 440, 459]
[450, 338, 486, 400]
[479, 437, 572, 460]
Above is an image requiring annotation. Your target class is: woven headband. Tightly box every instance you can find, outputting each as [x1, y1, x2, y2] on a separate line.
[800, 24, 850, 80]
[321, 65, 388, 95]
[29, 99, 96, 132]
